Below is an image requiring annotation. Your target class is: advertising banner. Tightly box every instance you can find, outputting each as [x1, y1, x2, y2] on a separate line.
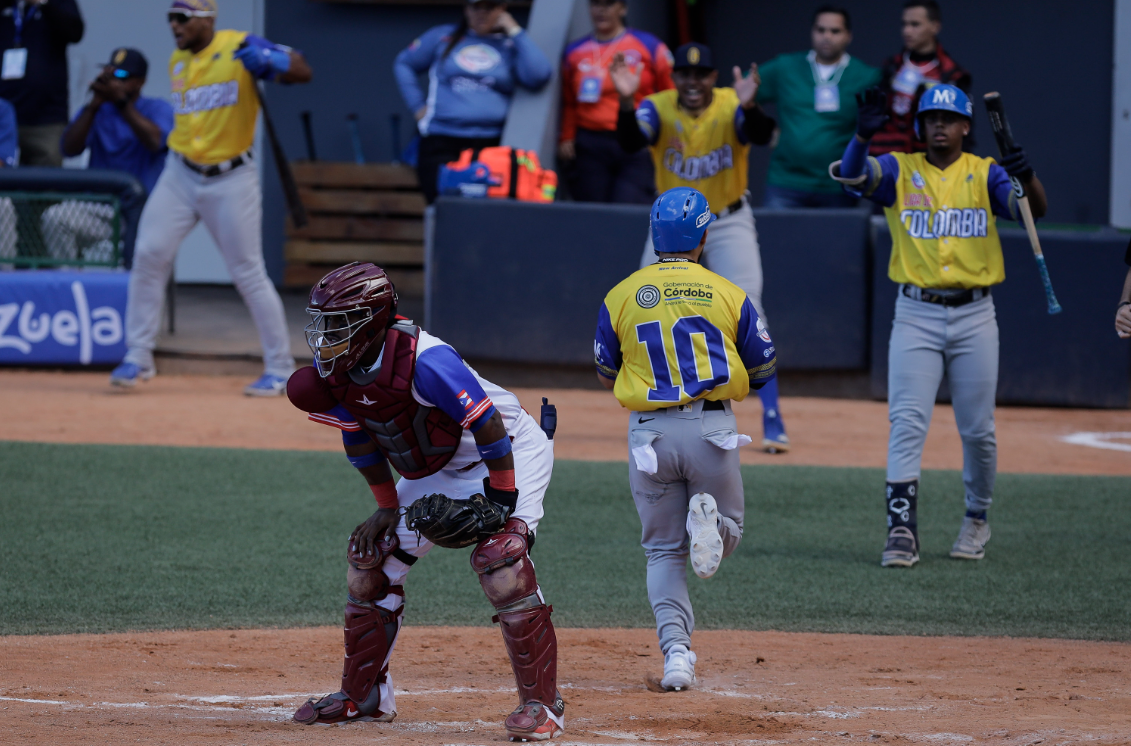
[0, 271, 128, 365]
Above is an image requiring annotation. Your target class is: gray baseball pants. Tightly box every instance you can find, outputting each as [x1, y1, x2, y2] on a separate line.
[640, 200, 766, 323]
[123, 153, 294, 377]
[627, 399, 745, 654]
[887, 290, 998, 511]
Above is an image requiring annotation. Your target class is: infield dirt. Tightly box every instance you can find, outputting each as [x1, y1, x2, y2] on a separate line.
[2, 371, 1129, 744]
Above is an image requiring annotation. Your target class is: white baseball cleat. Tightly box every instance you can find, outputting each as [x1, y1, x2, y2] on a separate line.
[660, 644, 697, 691]
[687, 493, 724, 579]
[950, 516, 991, 560]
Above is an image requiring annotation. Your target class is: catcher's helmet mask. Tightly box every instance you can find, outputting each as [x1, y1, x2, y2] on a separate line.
[305, 262, 399, 378]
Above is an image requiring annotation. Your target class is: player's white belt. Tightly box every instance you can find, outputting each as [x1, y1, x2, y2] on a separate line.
[901, 284, 991, 307]
[178, 149, 253, 178]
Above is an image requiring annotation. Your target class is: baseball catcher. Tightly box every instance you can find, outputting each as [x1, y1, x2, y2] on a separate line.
[286, 263, 563, 741]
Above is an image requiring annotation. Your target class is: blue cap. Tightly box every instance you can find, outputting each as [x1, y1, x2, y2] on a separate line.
[651, 187, 715, 255]
[914, 83, 973, 138]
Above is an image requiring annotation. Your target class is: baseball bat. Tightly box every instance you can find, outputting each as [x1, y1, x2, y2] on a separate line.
[347, 114, 366, 165]
[253, 82, 308, 228]
[983, 91, 1061, 314]
[300, 110, 317, 161]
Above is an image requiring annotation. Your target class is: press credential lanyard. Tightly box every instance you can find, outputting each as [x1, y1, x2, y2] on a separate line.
[2, 1, 32, 80]
[808, 50, 848, 113]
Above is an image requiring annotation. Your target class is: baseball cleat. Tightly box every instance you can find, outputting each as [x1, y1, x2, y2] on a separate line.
[762, 408, 790, 453]
[293, 692, 395, 725]
[660, 644, 697, 691]
[687, 493, 724, 579]
[244, 373, 289, 397]
[881, 526, 920, 567]
[505, 696, 564, 741]
[110, 362, 155, 388]
[950, 516, 991, 560]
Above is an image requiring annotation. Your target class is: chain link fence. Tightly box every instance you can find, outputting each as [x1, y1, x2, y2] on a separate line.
[0, 191, 122, 269]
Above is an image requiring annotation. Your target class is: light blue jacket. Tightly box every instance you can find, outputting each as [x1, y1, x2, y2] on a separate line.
[394, 23, 551, 139]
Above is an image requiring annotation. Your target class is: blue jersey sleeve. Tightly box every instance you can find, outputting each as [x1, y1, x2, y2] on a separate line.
[0, 99, 17, 167]
[733, 106, 748, 146]
[414, 344, 498, 431]
[849, 153, 899, 208]
[394, 25, 450, 114]
[594, 302, 622, 379]
[635, 100, 660, 146]
[987, 163, 1021, 221]
[734, 298, 777, 388]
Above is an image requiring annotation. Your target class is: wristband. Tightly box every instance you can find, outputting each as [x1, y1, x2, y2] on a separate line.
[1118, 301, 1131, 310]
[347, 450, 385, 469]
[370, 481, 399, 510]
[488, 468, 516, 492]
[476, 434, 513, 461]
[482, 476, 518, 512]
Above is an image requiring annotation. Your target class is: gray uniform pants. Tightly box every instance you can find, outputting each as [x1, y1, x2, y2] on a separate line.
[887, 290, 998, 511]
[123, 153, 294, 377]
[628, 400, 745, 654]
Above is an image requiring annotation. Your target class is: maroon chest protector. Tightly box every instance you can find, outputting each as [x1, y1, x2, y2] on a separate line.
[327, 323, 464, 479]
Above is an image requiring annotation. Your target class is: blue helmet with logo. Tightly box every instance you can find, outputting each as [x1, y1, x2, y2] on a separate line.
[914, 83, 973, 139]
[651, 187, 716, 255]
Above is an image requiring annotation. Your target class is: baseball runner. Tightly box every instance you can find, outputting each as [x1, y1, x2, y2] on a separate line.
[286, 263, 563, 741]
[110, 0, 312, 396]
[831, 84, 1047, 566]
[594, 187, 777, 689]
[612, 42, 789, 453]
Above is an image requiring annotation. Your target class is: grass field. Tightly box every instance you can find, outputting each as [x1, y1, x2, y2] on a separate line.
[1, 441, 1129, 639]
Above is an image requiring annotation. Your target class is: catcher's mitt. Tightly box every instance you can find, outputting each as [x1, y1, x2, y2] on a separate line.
[404, 492, 510, 549]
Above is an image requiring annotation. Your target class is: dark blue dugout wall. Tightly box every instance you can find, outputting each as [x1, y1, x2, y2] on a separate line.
[702, 0, 1113, 225]
[428, 201, 872, 370]
[870, 220, 1131, 407]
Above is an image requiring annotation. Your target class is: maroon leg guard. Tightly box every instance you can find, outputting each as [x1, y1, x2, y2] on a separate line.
[472, 519, 563, 740]
[294, 536, 404, 726]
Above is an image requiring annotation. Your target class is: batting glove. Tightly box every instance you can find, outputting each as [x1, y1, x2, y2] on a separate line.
[855, 87, 889, 140]
[234, 44, 291, 80]
[999, 146, 1034, 183]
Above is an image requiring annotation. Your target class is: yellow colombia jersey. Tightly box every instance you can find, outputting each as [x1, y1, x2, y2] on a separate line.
[167, 30, 259, 165]
[594, 258, 777, 412]
[637, 88, 750, 212]
[863, 151, 1018, 289]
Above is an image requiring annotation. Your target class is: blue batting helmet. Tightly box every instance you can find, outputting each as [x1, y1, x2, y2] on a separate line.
[914, 83, 973, 138]
[651, 187, 716, 255]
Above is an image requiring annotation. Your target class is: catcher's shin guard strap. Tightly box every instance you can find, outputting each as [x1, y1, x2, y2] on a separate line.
[495, 602, 560, 708]
[341, 600, 400, 714]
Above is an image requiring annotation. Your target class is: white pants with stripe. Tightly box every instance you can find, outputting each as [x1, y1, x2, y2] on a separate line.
[123, 153, 294, 377]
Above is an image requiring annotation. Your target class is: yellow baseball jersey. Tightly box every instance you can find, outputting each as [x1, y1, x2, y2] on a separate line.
[167, 30, 259, 165]
[594, 258, 777, 411]
[635, 88, 750, 211]
[860, 151, 1019, 289]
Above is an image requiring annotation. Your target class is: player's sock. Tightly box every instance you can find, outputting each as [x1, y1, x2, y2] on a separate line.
[965, 509, 987, 520]
[757, 377, 783, 423]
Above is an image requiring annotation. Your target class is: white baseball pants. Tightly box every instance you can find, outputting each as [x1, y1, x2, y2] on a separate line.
[123, 153, 294, 377]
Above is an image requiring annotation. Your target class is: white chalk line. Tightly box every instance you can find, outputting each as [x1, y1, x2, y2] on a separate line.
[1060, 431, 1131, 453]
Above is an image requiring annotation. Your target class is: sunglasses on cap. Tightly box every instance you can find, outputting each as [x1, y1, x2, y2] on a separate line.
[111, 69, 131, 79]
[167, 10, 216, 24]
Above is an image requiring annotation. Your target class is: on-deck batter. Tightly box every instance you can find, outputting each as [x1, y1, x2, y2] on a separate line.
[594, 187, 777, 690]
[110, 0, 312, 396]
[831, 84, 1048, 567]
[612, 42, 789, 453]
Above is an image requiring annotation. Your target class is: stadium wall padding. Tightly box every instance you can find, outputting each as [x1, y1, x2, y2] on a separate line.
[429, 200, 1130, 407]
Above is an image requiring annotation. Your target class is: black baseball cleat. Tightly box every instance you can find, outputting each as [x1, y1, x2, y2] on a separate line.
[881, 526, 919, 567]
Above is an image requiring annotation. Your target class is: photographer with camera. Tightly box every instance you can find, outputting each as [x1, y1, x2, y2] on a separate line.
[45, 48, 172, 262]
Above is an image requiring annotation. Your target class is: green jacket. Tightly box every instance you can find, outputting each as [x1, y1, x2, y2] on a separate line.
[757, 51, 881, 194]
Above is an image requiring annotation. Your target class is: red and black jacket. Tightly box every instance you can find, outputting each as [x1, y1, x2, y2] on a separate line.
[870, 42, 972, 156]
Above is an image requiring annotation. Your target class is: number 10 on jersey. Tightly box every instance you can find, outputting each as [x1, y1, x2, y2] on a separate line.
[636, 316, 730, 402]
